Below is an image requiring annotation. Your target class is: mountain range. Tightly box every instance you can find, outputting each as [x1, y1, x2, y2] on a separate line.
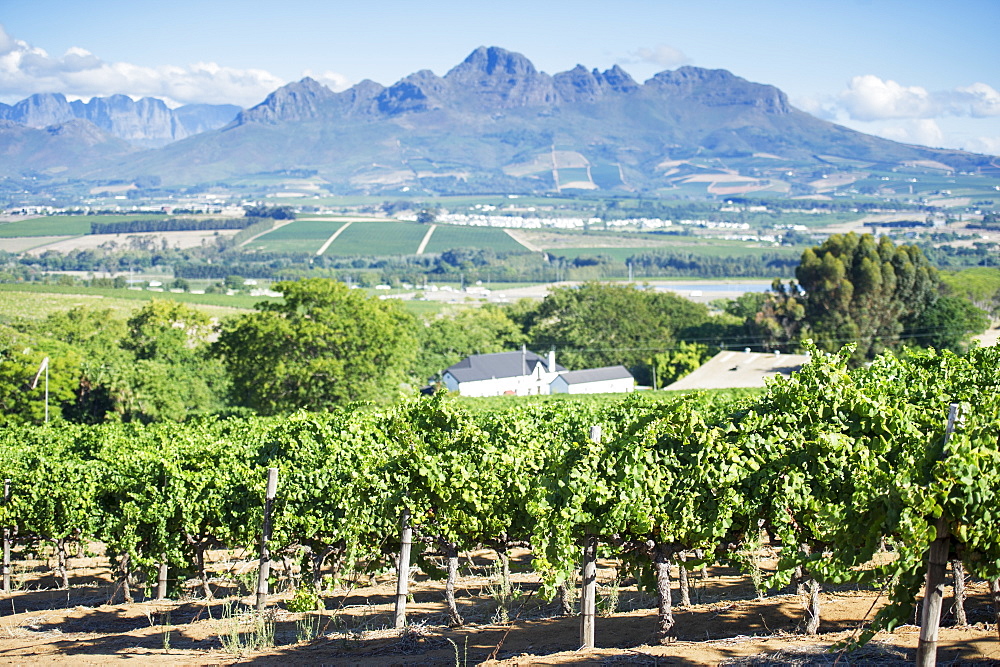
[1, 46, 994, 195]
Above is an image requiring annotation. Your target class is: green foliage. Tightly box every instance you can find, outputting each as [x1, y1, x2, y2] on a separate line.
[244, 204, 295, 220]
[0, 344, 997, 651]
[903, 295, 990, 352]
[648, 342, 711, 388]
[794, 233, 939, 363]
[285, 586, 323, 613]
[0, 325, 80, 425]
[214, 278, 418, 414]
[413, 306, 526, 383]
[522, 282, 710, 382]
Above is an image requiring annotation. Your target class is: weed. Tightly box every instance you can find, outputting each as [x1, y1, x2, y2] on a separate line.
[160, 609, 171, 651]
[483, 560, 521, 624]
[735, 531, 767, 600]
[296, 613, 322, 643]
[598, 574, 621, 617]
[216, 601, 275, 656]
[446, 635, 469, 666]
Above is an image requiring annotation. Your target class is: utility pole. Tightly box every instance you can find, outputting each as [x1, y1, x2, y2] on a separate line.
[30, 357, 49, 423]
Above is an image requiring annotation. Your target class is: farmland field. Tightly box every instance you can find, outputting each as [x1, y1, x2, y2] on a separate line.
[590, 162, 624, 189]
[0, 215, 191, 238]
[245, 219, 349, 253]
[0, 284, 260, 322]
[0, 283, 455, 320]
[557, 167, 592, 187]
[0, 217, 90, 237]
[323, 221, 428, 256]
[422, 224, 528, 254]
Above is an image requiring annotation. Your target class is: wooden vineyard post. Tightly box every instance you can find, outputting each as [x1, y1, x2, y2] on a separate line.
[580, 534, 598, 649]
[991, 579, 1000, 629]
[916, 403, 960, 667]
[952, 559, 967, 626]
[2, 479, 9, 593]
[394, 508, 413, 629]
[579, 424, 601, 650]
[156, 558, 168, 600]
[255, 467, 278, 613]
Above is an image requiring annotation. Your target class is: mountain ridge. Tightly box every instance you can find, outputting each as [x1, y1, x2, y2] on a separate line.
[0, 93, 241, 148]
[0, 46, 993, 193]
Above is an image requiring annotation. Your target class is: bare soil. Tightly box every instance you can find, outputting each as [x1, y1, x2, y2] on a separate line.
[0, 547, 997, 665]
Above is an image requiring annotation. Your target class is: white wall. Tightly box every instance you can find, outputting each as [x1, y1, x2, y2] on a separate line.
[550, 377, 635, 395]
[445, 368, 558, 397]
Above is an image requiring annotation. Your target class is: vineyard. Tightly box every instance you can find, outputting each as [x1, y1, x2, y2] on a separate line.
[1, 343, 999, 663]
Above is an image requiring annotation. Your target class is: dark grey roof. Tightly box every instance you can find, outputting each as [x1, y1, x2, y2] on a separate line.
[444, 350, 565, 383]
[554, 365, 633, 385]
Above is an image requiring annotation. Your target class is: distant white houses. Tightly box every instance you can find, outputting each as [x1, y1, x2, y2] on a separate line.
[442, 348, 634, 397]
[549, 366, 634, 395]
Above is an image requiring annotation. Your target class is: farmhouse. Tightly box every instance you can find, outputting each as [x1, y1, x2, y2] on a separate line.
[549, 366, 635, 395]
[442, 349, 635, 397]
[442, 348, 564, 397]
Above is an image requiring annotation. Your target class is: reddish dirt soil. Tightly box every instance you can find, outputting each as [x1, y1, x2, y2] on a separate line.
[0, 548, 996, 665]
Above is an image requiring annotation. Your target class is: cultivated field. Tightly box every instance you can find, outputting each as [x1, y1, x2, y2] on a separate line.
[24, 230, 240, 255]
[422, 225, 528, 254]
[329, 221, 429, 255]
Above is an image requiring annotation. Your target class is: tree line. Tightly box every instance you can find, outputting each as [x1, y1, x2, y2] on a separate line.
[90, 217, 256, 235]
[0, 233, 991, 425]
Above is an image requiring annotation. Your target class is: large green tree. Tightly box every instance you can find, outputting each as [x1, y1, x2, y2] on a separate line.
[0, 325, 80, 426]
[520, 282, 710, 383]
[794, 233, 939, 363]
[902, 295, 989, 352]
[214, 278, 418, 414]
[33, 302, 228, 423]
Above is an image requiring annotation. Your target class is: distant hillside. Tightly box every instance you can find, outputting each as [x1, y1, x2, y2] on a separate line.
[0, 119, 135, 177]
[0, 94, 240, 148]
[1, 46, 994, 194]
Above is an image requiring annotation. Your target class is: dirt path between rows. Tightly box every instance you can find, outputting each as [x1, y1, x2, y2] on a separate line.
[0, 549, 996, 664]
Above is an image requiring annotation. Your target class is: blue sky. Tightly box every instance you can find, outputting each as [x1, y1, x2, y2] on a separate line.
[2, 0, 998, 154]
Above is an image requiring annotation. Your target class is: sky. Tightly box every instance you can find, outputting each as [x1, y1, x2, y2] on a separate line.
[2, 0, 999, 154]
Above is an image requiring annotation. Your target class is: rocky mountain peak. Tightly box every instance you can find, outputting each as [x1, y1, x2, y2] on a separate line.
[7, 93, 75, 128]
[596, 65, 639, 93]
[444, 46, 556, 110]
[447, 46, 540, 78]
[238, 77, 337, 124]
[647, 67, 790, 113]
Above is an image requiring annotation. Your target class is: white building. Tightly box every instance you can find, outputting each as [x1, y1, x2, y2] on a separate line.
[549, 366, 635, 394]
[442, 349, 564, 397]
[442, 349, 635, 397]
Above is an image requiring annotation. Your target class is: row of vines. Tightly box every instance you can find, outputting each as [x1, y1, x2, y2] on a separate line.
[1, 343, 999, 656]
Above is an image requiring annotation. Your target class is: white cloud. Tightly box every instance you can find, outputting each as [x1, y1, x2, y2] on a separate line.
[963, 135, 1000, 155]
[0, 24, 350, 107]
[302, 69, 351, 92]
[839, 75, 935, 121]
[625, 44, 690, 69]
[950, 82, 1000, 118]
[791, 94, 838, 120]
[838, 74, 1000, 122]
[873, 119, 945, 147]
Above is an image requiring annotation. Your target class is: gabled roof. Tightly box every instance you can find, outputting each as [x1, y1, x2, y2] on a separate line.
[444, 350, 565, 383]
[554, 365, 633, 385]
